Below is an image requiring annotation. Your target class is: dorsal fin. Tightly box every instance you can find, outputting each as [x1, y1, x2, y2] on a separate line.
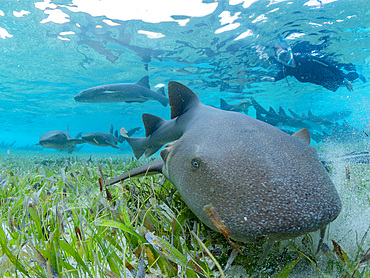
[220, 98, 228, 109]
[168, 81, 200, 119]
[250, 96, 268, 115]
[66, 125, 70, 135]
[136, 75, 150, 89]
[308, 110, 313, 116]
[142, 113, 165, 137]
[114, 129, 118, 138]
[156, 86, 166, 96]
[74, 132, 82, 139]
[292, 128, 311, 145]
[269, 107, 277, 114]
[110, 124, 113, 134]
[279, 106, 287, 116]
[288, 108, 300, 118]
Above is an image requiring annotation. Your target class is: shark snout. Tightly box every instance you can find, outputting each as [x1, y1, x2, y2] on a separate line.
[160, 142, 174, 162]
[74, 93, 85, 102]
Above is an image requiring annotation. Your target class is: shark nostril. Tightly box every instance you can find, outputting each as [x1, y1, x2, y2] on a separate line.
[160, 148, 169, 161]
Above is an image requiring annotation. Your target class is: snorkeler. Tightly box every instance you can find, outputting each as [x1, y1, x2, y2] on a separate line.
[262, 43, 366, 92]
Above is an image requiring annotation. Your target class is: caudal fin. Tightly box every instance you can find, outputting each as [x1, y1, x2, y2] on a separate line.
[124, 136, 147, 159]
[118, 135, 126, 143]
[156, 87, 169, 107]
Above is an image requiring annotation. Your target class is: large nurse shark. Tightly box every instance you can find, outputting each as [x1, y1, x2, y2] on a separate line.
[107, 81, 341, 248]
[74, 76, 169, 107]
[36, 127, 83, 154]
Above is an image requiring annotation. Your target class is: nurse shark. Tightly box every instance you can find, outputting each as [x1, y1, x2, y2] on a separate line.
[219, 98, 252, 114]
[74, 76, 169, 107]
[107, 81, 341, 251]
[36, 127, 83, 154]
[82, 124, 124, 150]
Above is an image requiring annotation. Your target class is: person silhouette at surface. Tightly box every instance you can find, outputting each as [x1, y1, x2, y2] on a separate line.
[262, 43, 366, 92]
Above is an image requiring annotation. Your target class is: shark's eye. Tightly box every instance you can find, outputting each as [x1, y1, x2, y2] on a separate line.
[191, 159, 200, 168]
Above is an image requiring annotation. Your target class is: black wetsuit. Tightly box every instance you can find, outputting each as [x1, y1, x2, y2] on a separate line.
[274, 53, 359, 92]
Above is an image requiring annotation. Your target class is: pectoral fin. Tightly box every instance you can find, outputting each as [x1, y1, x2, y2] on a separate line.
[106, 160, 164, 186]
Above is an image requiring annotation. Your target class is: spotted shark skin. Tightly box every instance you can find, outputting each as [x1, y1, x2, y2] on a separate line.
[108, 81, 341, 243]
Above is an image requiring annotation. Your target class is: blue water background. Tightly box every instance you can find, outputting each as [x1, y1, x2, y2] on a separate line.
[0, 0, 369, 155]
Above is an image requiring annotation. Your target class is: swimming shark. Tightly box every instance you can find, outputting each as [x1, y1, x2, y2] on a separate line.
[219, 98, 252, 114]
[288, 109, 334, 128]
[312, 120, 368, 143]
[251, 97, 310, 129]
[82, 124, 124, 150]
[36, 127, 83, 154]
[74, 76, 169, 107]
[107, 81, 341, 249]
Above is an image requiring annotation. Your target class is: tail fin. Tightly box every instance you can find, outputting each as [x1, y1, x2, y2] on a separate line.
[156, 87, 169, 107]
[123, 133, 163, 159]
[118, 135, 126, 143]
[114, 129, 119, 144]
[123, 114, 168, 159]
[124, 137, 147, 159]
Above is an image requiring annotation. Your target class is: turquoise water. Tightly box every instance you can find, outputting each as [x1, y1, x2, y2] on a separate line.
[0, 0, 369, 154]
[0, 1, 369, 276]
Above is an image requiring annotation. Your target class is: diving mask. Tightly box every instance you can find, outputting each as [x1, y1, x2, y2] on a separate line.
[277, 48, 293, 66]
